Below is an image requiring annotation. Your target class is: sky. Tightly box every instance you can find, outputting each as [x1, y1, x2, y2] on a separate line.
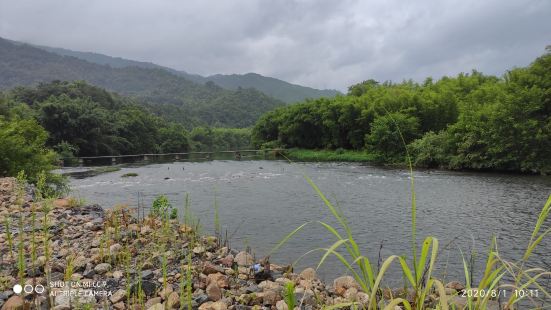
[1, 0, 550, 91]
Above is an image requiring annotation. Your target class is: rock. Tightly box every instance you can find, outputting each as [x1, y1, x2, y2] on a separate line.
[110, 289, 127, 304]
[72, 256, 88, 272]
[167, 292, 180, 309]
[159, 284, 173, 300]
[145, 297, 162, 308]
[94, 263, 111, 274]
[198, 301, 213, 310]
[218, 255, 234, 267]
[2, 295, 24, 310]
[235, 252, 254, 266]
[207, 273, 229, 288]
[276, 300, 288, 310]
[194, 294, 209, 305]
[110, 243, 123, 255]
[244, 284, 261, 293]
[333, 276, 360, 296]
[344, 287, 358, 300]
[203, 262, 224, 275]
[193, 246, 206, 254]
[113, 270, 124, 279]
[206, 283, 222, 301]
[142, 270, 154, 280]
[262, 290, 279, 306]
[445, 281, 465, 292]
[147, 303, 164, 310]
[211, 301, 227, 310]
[54, 289, 96, 307]
[299, 268, 316, 281]
[357, 292, 369, 306]
[131, 280, 158, 297]
[113, 302, 125, 310]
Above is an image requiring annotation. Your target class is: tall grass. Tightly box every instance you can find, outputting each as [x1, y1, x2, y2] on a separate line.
[273, 145, 550, 309]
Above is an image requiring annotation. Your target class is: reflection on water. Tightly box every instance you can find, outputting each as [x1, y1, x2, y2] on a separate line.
[67, 160, 551, 287]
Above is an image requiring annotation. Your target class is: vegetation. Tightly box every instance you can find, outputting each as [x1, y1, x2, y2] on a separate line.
[253, 48, 551, 174]
[27, 42, 340, 103]
[284, 148, 375, 162]
[0, 37, 284, 128]
[151, 195, 178, 220]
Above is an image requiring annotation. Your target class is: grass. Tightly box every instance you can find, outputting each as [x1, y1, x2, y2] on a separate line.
[284, 148, 376, 162]
[121, 172, 139, 178]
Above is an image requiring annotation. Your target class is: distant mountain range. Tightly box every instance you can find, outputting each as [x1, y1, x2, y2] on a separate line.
[27, 41, 340, 103]
[0, 37, 286, 127]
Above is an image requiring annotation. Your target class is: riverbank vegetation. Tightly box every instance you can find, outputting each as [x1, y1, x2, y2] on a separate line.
[284, 149, 375, 162]
[253, 48, 551, 174]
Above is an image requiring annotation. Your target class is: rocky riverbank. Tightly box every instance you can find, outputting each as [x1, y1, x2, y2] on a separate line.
[0, 177, 483, 309]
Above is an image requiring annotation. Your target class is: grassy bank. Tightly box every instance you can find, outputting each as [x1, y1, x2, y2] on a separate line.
[284, 148, 376, 162]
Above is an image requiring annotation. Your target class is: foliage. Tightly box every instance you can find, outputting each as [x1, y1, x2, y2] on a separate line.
[284, 149, 375, 162]
[253, 49, 551, 173]
[151, 195, 177, 219]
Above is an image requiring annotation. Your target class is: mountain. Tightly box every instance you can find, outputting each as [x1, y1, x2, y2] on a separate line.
[24, 41, 340, 103]
[0, 37, 284, 128]
[206, 73, 340, 103]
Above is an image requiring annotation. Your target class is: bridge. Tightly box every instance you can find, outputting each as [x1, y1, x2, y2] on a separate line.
[64, 149, 285, 166]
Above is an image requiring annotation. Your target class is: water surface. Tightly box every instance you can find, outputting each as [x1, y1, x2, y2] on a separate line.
[67, 160, 551, 287]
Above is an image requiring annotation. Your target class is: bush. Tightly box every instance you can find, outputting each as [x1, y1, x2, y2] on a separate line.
[151, 195, 178, 219]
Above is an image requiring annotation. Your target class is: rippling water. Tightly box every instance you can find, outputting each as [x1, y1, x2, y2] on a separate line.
[67, 160, 551, 288]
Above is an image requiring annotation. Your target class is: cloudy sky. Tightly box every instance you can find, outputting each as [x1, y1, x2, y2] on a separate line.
[1, 0, 550, 91]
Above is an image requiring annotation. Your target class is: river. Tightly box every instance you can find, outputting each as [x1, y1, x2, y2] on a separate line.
[66, 160, 551, 290]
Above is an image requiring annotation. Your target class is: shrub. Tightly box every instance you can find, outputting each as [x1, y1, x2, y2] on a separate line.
[151, 195, 177, 219]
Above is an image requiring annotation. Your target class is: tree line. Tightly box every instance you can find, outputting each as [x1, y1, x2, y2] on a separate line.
[252, 48, 551, 174]
[0, 81, 251, 186]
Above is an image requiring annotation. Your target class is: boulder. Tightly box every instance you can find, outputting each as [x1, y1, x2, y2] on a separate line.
[206, 283, 222, 301]
[299, 268, 317, 281]
[94, 263, 111, 274]
[235, 252, 253, 266]
[333, 276, 360, 296]
[2, 295, 24, 310]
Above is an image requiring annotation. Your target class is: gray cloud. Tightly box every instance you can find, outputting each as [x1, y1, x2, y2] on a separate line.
[1, 0, 550, 91]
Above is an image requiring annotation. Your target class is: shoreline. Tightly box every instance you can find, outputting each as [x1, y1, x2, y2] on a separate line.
[0, 177, 496, 309]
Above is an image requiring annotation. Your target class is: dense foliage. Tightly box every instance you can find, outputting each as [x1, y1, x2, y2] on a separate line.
[0, 81, 252, 158]
[253, 49, 551, 173]
[0, 37, 284, 128]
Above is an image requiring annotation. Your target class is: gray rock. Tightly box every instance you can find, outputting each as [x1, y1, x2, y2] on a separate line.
[131, 280, 158, 297]
[142, 269, 154, 280]
[194, 294, 209, 305]
[94, 263, 111, 274]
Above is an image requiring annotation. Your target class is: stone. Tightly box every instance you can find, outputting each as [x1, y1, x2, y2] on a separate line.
[207, 273, 229, 288]
[113, 302, 125, 310]
[276, 300, 288, 310]
[110, 243, 123, 255]
[445, 281, 465, 292]
[203, 262, 224, 275]
[206, 283, 222, 301]
[131, 280, 158, 297]
[159, 284, 173, 300]
[235, 252, 254, 266]
[357, 292, 369, 306]
[2, 295, 24, 310]
[198, 301, 213, 310]
[333, 276, 360, 296]
[147, 303, 164, 310]
[113, 270, 124, 279]
[54, 289, 96, 307]
[211, 301, 227, 310]
[262, 290, 279, 306]
[110, 289, 127, 304]
[193, 246, 206, 254]
[299, 268, 316, 281]
[218, 255, 234, 267]
[343, 287, 358, 300]
[94, 263, 111, 274]
[167, 292, 180, 309]
[142, 270, 154, 280]
[145, 297, 162, 309]
[72, 256, 88, 272]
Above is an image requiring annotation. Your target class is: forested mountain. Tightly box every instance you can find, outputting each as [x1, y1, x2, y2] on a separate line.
[206, 73, 340, 103]
[20, 39, 339, 103]
[252, 48, 551, 174]
[0, 37, 283, 127]
[0, 81, 251, 158]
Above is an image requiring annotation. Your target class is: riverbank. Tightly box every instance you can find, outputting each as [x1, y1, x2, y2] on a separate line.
[283, 149, 376, 163]
[0, 177, 496, 309]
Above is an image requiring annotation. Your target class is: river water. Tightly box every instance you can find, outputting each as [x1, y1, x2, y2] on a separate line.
[67, 160, 551, 289]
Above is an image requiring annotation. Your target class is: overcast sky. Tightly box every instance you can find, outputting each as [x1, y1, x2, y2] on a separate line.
[1, 0, 550, 91]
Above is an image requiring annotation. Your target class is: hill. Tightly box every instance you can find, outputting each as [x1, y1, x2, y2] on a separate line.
[206, 73, 340, 103]
[23, 40, 340, 103]
[0, 37, 283, 127]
